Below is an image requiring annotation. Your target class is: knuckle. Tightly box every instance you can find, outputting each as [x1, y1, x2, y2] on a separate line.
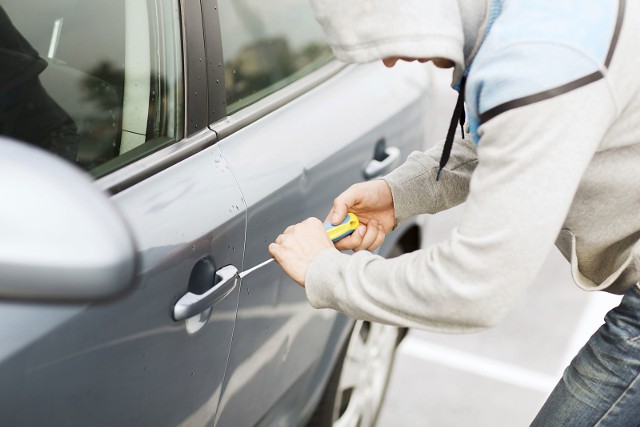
[309, 217, 323, 226]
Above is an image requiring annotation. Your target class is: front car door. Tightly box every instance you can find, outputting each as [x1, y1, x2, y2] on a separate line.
[0, 0, 243, 425]
[200, 0, 430, 425]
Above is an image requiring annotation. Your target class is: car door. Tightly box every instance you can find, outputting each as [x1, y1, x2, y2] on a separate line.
[0, 1, 243, 425]
[200, 1, 430, 425]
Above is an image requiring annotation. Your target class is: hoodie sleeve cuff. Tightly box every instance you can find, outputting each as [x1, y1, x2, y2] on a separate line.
[305, 248, 348, 310]
[383, 155, 439, 226]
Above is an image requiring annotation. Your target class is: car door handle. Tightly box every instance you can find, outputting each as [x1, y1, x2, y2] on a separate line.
[363, 146, 401, 180]
[173, 265, 238, 321]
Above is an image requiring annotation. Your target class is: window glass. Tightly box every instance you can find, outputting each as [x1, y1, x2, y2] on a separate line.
[0, 0, 183, 177]
[218, 0, 333, 114]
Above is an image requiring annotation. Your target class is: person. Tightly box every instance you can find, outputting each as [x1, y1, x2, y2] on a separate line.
[268, 0, 640, 424]
[0, 5, 79, 163]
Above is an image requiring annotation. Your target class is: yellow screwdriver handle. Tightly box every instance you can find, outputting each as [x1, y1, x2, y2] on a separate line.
[324, 213, 360, 242]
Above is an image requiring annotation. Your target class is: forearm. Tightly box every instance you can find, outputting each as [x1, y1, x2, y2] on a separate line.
[383, 135, 477, 225]
[306, 82, 614, 333]
[306, 247, 512, 333]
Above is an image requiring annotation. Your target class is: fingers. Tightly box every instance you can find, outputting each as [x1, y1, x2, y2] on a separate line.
[355, 221, 379, 251]
[274, 225, 295, 245]
[268, 242, 280, 259]
[269, 218, 334, 287]
[330, 185, 359, 224]
[333, 225, 364, 251]
[272, 218, 324, 248]
[366, 224, 385, 252]
[334, 221, 385, 252]
[353, 220, 384, 251]
[329, 202, 348, 225]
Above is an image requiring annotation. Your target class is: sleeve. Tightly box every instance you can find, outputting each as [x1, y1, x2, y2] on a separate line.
[383, 134, 478, 226]
[305, 79, 616, 334]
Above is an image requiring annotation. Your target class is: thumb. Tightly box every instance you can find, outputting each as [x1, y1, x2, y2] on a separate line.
[329, 184, 364, 224]
[268, 242, 281, 261]
[331, 196, 351, 225]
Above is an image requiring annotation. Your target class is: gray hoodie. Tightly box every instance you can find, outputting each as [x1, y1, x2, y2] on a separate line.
[305, 0, 640, 333]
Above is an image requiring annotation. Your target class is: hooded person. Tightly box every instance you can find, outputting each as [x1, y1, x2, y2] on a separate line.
[269, 0, 640, 424]
[0, 6, 79, 163]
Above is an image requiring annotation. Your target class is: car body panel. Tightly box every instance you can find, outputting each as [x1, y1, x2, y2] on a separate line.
[213, 61, 428, 426]
[110, 136, 246, 425]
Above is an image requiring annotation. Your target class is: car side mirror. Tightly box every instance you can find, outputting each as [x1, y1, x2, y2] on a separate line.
[0, 137, 138, 301]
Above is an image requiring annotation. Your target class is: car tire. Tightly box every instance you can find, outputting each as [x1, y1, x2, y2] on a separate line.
[307, 319, 402, 427]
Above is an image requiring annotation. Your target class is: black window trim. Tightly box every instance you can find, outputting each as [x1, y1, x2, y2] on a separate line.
[183, 0, 208, 135]
[201, 0, 226, 126]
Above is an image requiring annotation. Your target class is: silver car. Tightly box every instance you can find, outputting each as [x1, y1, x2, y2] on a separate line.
[0, 0, 434, 425]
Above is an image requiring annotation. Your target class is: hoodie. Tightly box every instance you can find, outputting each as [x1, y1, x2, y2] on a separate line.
[304, 0, 640, 333]
[308, 0, 487, 82]
[0, 6, 46, 95]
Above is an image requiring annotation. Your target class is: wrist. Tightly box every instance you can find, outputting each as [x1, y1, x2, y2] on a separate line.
[378, 178, 397, 230]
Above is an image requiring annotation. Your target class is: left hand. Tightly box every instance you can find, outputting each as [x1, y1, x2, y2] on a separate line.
[269, 217, 336, 287]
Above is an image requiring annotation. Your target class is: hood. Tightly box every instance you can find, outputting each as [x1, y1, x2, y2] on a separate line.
[309, 0, 487, 83]
[0, 6, 47, 93]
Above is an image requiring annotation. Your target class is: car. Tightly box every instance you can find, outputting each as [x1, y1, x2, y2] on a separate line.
[0, 0, 436, 425]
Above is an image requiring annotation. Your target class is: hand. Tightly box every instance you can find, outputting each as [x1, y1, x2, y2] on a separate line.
[269, 217, 336, 287]
[327, 180, 395, 252]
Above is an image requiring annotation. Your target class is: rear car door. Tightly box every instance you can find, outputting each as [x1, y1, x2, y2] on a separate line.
[200, 1, 430, 425]
[0, 1, 243, 425]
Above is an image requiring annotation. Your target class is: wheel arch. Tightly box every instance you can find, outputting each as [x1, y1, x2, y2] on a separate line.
[379, 221, 422, 258]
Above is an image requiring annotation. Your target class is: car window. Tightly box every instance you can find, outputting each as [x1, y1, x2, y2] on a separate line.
[0, 0, 183, 177]
[218, 0, 333, 114]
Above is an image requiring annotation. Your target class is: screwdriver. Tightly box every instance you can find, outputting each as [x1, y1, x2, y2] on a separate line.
[238, 213, 360, 279]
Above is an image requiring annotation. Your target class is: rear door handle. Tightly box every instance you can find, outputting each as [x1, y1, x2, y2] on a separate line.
[173, 265, 238, 321]
[363, 142, 401, 180]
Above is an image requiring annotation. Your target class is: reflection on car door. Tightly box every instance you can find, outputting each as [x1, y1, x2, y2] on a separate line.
[213, 62, 428, 426]
[108, 141, 246, 426]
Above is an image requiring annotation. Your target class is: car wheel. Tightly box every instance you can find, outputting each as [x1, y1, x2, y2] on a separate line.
[309, 320, 401, 427]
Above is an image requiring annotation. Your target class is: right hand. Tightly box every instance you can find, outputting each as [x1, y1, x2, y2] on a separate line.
[327, 180, 395, 252]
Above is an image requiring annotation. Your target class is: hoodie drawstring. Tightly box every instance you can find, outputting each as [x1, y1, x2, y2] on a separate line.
[436, 75, 467, 181]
